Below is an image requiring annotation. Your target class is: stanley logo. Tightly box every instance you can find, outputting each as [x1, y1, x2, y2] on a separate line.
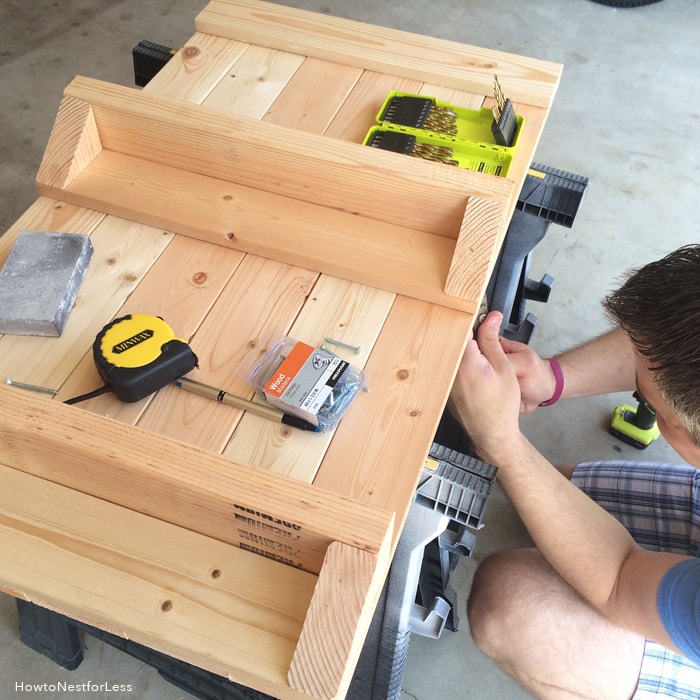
[112, 329, 154, 354]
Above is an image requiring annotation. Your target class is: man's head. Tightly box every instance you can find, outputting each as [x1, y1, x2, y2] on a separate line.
[603, 245, 700, 454]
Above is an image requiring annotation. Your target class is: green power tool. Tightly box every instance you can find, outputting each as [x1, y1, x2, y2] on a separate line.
[609, 391, 660, 449]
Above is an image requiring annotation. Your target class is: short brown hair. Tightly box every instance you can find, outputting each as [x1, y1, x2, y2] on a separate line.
[603, 245, 700, 446]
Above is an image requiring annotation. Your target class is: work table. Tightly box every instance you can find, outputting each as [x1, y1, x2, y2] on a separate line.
[0, 2, 561, 698]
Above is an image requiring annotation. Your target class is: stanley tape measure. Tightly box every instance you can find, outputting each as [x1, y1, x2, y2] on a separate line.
[65, 314, 198, 404]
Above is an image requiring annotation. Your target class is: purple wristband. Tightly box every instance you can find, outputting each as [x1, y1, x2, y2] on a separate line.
[539, 358, 564, 407]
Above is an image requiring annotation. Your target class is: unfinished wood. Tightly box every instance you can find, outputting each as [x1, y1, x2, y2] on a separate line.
[34, 77, 519, 310]
[314, 295, 474, 546]
[445, 196, 504, 300]
[55, 76, 500, 238]
[503, 100, 549, 195]
[224, 275, 395, 482]
[144, 32, 250, 102]
[205, 44, 305, 117]
[43, 149, 485, 313]
[288, 542, 386, 700]
[36, 97, 101, 191]
[0, 216, 173, 389]
[138, 256, 318, 451]
[263, 56, 361, 132]
[420, 85, 486, 109]
[0, 464, 317, 699]
[0, 384, 394, 574]
[196, 0, 562, 108]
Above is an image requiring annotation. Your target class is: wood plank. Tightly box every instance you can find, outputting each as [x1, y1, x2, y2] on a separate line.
[36, 97, 101, 190]
[196, 0, 562, 107]
[313, 295, 474, 547]
[445, 196, 504, 300]
[55, 77, 509, 237]
[204, 44, 305, 116]
[55, 235, 246, 424]
[0, 384, 394, 575]
[223, 275, 395, 482]
[43, 150, 484, 313]
[0, 464, 317, 699]
[324, 71, 422, 143]
[144, 32, 250, 102]
[264, 57, 362, 132]
[288, 542, 387, 700]
[420, 84, 485, 109]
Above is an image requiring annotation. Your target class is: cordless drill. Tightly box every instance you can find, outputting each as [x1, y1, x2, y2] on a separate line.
[609, 391, 660, 449]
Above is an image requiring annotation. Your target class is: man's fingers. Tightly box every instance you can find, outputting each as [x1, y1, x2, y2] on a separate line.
[476, 311, 509, 370]
[500, 336, 528, 355]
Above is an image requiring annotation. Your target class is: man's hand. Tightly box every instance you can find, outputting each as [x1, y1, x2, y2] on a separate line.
[500, 337, 558, 412]
[448, 311, 523, 464]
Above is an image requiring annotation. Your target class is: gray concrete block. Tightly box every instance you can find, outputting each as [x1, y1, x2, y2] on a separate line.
[0, 231, 93, 336]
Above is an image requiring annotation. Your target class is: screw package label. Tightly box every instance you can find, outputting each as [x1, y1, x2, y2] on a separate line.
[264, 341, 348, 424]
[250, 335, 367, 431]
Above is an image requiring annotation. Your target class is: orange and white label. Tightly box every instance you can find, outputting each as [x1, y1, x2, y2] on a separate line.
[264, 341, 314, 398]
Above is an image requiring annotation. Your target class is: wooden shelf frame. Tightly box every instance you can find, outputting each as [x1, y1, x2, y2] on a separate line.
[37, 76, 512, 314]
[0, 386, 394, 700]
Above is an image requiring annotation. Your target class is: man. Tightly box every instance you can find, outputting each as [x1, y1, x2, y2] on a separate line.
[449, 245, 700, 699]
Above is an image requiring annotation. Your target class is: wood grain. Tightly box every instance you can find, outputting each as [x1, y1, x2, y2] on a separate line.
[289, 542, 387, 699]
[0, 384, 394, 575]
[223, 275, 395, 482]
[205, 44, 305, 117]
[0, 464, 317, 699]
[196, 0, 562, 107]
[314, 295, 474, 542]
[58, 76, 499, 237]
[36, 97, 101, 190]
[144, 32, 250, 102]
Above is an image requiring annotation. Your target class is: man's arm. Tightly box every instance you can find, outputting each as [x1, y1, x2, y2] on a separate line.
[451, 312, 690, 652]
[502, 327, 637, 412]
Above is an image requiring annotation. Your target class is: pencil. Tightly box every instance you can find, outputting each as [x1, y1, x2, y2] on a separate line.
[175, 376, 320, 433]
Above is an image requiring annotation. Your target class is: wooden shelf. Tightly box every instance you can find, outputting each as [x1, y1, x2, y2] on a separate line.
[38, 76, 513, 313]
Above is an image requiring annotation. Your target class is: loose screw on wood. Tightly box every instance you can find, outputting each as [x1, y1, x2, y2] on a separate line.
[324, 337, 361, 354]
[6, 378, 58, 395]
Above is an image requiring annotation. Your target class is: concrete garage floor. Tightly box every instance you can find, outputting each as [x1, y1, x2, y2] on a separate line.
[1, 0, 698, 698]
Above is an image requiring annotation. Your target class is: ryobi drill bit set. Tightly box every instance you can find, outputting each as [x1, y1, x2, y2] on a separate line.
[364, 77, 523, 177]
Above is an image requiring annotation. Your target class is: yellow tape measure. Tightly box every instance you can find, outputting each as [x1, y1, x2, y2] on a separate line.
[93, 314, 198, 402]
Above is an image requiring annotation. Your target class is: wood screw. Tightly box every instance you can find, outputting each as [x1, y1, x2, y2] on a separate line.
[324, 338, 361, 354]
[6, 378, 58, 395]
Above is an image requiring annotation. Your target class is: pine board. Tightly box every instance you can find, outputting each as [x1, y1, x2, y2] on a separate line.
[223, 275, 396, 482]
[139, 257, 318, 451]
[205, 44, 306, 117]
[196, 0, 561, 107]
